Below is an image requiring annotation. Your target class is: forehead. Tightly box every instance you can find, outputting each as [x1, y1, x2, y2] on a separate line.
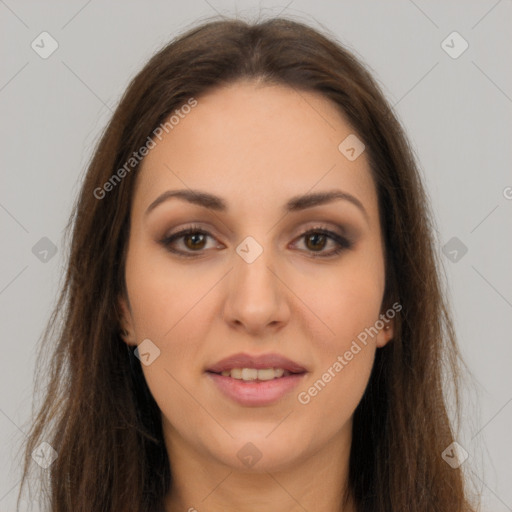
[133, 81, 378, 223]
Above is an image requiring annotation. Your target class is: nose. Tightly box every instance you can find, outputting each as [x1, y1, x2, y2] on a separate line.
[222, 241, 291, 336]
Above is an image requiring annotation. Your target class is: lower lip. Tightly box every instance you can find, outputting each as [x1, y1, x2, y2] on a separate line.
[206, 372, 307, 407]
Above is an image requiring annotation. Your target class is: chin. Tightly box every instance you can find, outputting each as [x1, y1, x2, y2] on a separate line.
[207, 431, 310, 473]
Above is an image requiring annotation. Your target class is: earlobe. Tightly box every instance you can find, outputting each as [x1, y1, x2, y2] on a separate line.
[376, 318, 395, 348]
[118, 296, 136, 346]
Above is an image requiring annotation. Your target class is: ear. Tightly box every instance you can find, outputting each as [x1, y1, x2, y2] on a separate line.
[118, 295, 136, 346]
[375, 315, 395, 349]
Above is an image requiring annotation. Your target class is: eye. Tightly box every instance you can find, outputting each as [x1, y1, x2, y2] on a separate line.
[159, 224, 353, 258]
[292, 227, 353, 258]
[160, 224, 219, 257]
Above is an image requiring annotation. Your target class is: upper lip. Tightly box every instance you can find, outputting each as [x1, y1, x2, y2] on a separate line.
[206, 352, 308, 374]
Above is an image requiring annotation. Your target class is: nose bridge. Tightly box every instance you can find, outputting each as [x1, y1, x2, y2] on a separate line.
[224, 233, 287, 329]
[233, 234, 278, 300]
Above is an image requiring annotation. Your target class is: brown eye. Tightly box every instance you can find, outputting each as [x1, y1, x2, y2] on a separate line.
[160, 225, 218, 257]
[295, 228, 353, 258]
[183, 232, 207, 250]
[305, 232, 328, 252]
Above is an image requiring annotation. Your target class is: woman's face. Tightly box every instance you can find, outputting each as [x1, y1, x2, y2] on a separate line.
[119, 81, 394, 474]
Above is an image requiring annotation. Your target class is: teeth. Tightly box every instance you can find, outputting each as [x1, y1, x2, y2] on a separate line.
[220, 368, 289, 380]
[241, 368, 257, 380]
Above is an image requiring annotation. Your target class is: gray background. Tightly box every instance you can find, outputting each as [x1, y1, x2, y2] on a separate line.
[1, 0, 511, 510]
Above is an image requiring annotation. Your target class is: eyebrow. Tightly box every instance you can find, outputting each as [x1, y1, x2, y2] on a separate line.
[145, 188, 369, 224]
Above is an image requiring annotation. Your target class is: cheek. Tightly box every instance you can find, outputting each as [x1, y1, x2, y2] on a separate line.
[124, 243, 215, 389]
[295, 272, 380, 426]
[291, 248, 384, 412]
[294, 248, 385, 353]
[295, 343, 375, 445]
[126, 253, 215, 437]
[124, 240, 210, 341]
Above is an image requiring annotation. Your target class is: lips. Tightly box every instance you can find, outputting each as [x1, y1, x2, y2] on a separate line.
[206, 352, 307, 374]
[206, 353, 308, 406]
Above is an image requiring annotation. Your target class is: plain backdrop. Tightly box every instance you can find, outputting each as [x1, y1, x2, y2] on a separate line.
[1, 1, 511, 510]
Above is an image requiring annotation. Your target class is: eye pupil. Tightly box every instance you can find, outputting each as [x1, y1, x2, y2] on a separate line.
[185, 232, 206, 250]
[306, 233, 326, 251]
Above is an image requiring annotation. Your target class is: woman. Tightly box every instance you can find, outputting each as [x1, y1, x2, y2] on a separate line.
[18, 16, 479, 512]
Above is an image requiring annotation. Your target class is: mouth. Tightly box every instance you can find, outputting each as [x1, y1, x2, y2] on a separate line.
[206, 367, 305, 381]
[205, 352, 308, 406]
[205, 351, 308, 375]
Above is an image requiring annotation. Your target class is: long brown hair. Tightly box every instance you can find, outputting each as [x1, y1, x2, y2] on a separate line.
[18, 15, 479, 512]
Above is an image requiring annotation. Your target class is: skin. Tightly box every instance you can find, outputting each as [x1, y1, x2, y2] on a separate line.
[119, 80, 395, 512]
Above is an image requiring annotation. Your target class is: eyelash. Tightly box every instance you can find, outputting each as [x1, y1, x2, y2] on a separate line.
[159, 223, 353, 259]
